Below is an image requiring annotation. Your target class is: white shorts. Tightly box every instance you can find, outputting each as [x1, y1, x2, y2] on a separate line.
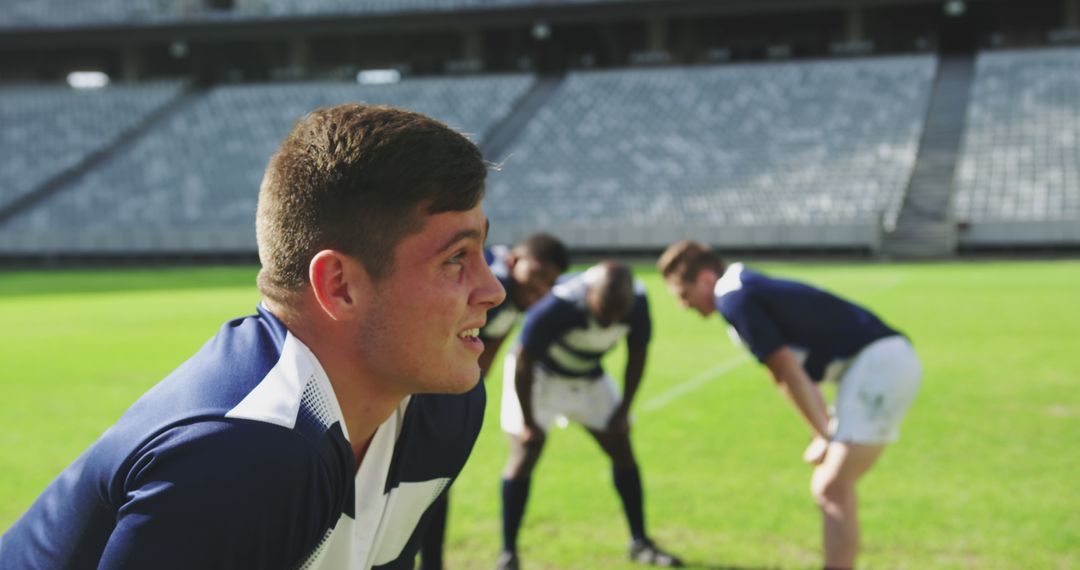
[831, 335, 922, 445]
[500, 353, 622, 436]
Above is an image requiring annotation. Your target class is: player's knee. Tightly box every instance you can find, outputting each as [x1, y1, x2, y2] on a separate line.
[519, 453, 541, 476]
[810, 471, 851, 507]
[504, 444, 542, 479]
[599, 433, 636, 467]
[503, 464, 530, 480]
[503, 457, 534, 480]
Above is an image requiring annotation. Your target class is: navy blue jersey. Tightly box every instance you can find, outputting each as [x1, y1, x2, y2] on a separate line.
[481, 245, 521, 342]
[520, 268, 651, 379]
[0, 305, 484, 569]
[715, 263, 900, 382]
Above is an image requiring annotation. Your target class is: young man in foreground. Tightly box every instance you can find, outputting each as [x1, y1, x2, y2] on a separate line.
[658, 240, 921, 570]
[497, 261, 683, 570]
[419, 233, 568, 570]
[0, 104, 505, 569]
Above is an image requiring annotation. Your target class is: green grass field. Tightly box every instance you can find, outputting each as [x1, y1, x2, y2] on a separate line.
[1, 261, 1077, 569]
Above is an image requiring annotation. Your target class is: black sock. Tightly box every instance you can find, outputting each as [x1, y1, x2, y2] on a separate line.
[501, 477, 532, 553]
[613, 465, 646, 542]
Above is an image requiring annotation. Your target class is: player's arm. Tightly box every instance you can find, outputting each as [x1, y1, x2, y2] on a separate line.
[513, 344, 542, 442]
[719, 291, 830, 463]
[515, 294, 571, 441]
[99, 421, 338, 568]
[609, 345, 646, 434]
[764, 346, 831, 463]
[610, 293, 651, 433]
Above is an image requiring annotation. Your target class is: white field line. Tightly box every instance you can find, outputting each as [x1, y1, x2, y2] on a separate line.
[875, 274, 906, 291]
[640, 354, 751, 414]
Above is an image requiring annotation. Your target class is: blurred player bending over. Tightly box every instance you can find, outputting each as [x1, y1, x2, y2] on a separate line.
[478, 234, 571, 374]
[419, 233, 568, 570]
[497, 262, 683, 570]
[0, 104, 505, 569]
[658, 240, 921, 570]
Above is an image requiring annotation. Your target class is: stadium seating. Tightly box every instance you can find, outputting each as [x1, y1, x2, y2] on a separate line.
[0, 0, 179, 29]
[486, 56, 937, 249]
[0, 81, 186, 211]
[953, 47, 1080, 245]
[255, 0, 584, 18]
[10, 50, 1079, 255]
[0, 75, 533, 253]
[0, 0, 625, 29]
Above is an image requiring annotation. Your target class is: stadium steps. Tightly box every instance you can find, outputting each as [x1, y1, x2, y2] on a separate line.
[0, 82, 200, 228]
[881, 55, 974, 258]
[479, 74, 565, 163]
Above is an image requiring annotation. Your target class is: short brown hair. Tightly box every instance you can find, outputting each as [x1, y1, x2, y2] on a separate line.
[657, 240, 724, 282]
[256, 104, 487, 302]
[515, 233, 570, 272]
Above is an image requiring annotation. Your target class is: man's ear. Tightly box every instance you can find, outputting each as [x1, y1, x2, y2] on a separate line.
[309, 250, 373, 320]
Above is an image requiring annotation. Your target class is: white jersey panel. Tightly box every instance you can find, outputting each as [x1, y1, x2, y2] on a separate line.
[298, 397, 412, 570]
[225, 333, 317, 429]
[558, 321, 631, 357]
[548, 268, 642, 362]
[714, 262, 745, 298]
[226, 331, 432, 570]
[371, 478, 451, 566]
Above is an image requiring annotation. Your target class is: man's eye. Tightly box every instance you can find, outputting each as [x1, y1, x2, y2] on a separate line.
[447, 250, 465, 264]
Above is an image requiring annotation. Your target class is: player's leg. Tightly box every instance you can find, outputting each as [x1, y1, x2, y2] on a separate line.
[498, 432, 545, 569]
[816, 335, 922, 569]
[581, 376, 683, 567]
[811, 441, 885, 570]
[586, 427, 683, 567]
[498, 353, 553, 569]
[587, 428, 644, 537]
[418, 491, 448, 570]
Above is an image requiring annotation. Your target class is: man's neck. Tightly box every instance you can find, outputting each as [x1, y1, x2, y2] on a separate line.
[264, 300, 406, 472]
[322, 364, 406, 472]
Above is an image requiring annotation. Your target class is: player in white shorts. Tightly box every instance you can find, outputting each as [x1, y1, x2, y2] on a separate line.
[496, 262, 683, 570]
[419, 233, 568, 570]
[659, 240, 921, 570]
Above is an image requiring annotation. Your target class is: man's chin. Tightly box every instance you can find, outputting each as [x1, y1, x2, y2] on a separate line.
[455, 369, 483, 393]
[428, 365, 482, 395]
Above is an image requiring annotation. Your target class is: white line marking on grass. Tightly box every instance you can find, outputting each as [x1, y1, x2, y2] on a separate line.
[876, 274, 905, 291]
[640, 354, 751, 413]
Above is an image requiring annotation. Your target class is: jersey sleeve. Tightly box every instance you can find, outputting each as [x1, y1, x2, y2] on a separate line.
[718, 290, 786, 363]
[625, 293, 652, 349]
[98, 420, 343, 569]
[519, 295, 577, 361]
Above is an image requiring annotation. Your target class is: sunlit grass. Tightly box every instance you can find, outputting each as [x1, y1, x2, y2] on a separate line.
[1, 261, 1077, 569]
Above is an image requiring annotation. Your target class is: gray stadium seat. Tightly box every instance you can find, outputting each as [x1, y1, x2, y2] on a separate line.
[486, 56, 937, 249]
[954, 47, 1080, 245]
[0, 81, 186, 211]
[0, 0, 634, 28]
[0, 75, 533, 253]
